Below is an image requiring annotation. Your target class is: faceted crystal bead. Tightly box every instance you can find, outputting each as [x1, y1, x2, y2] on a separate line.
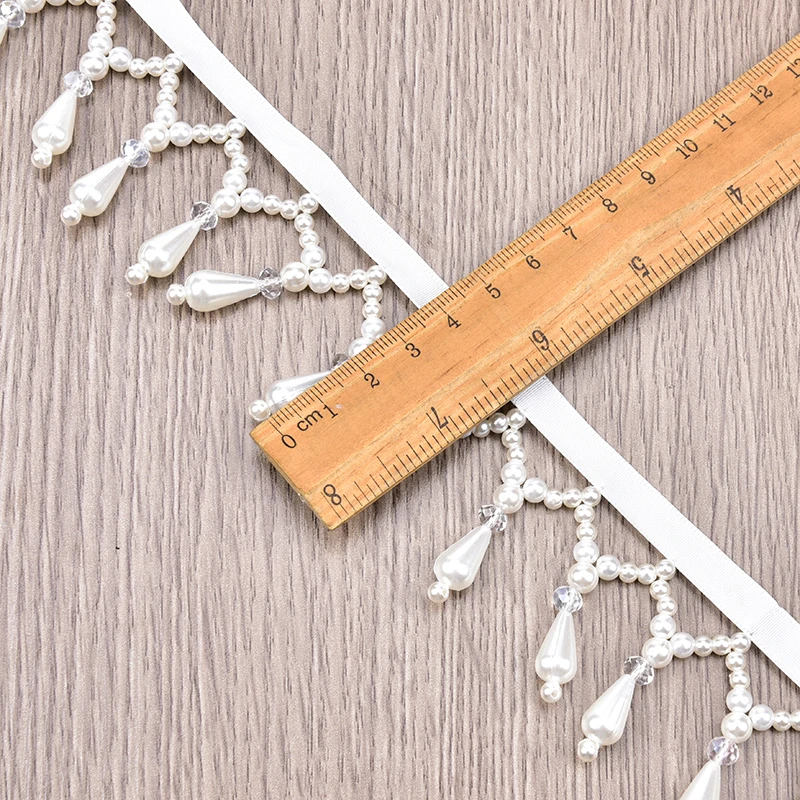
[478, 504, 508, 533]
[64, 70, 93, 98]
[0, 1, 25, 28]
[190, 201, 218, 231]
[623, 655, 655, 686]
[121, 139, 151, 168]
[553, 585, 583, 613]
[259, 267, 284, 300]
[707, 737, 740, 766]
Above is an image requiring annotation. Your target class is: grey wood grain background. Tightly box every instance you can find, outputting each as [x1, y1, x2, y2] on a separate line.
[1, 0, 799, 797]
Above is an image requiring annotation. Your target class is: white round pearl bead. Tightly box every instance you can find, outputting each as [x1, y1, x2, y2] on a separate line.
[712, 635, 732, 655]
[581, 486, 602, 506]
[108, 46, 131, 71]
[301, 246, 327, 270]
[506, 408, 526, 429]
[87, 31, 112, 54]
[619, 563, 638, 583]
[230, 154, 250, 173]
[790, 711, 800, 731]
[124, 263, 148, 285]
[642, 637, 673, 668]
[573, 540, 599, 564]
[575, 522, 596, 540]
[227, 118, 247, 139]
[212, 188, 241, 218]
[362, 283, 383, 302]
[60, 203, 82, 226]
[80, 50, 109, 81]
[540, 681, 562, 704]
[650, 613, 676, 640]
[596, 555, 620, 580]
[567, 562, 598, 594]
[240, 188, 264, 214]
[160, 72, 180, 90]
[331, 273, 350, 293]
[164, 53, 184, 73]
[280, 262, 309, 292]
[140, 122, 169, 152]
[637, 564, 657, 585]
[492, 483, 524, 514]
[294, 212, 314, 233]
[362, 300, 381, 318]
[298, 193, 319, 213]
[726, 688, 753, 713]
[500, 460, 526, 486]
[488, 413, 508, 434]
[500, 429, 521, 448]
[657, 596, 678, 616]
[728, 670, 750, 689]
[146, 57, 164, 77]
[157, 89, 177, 106]
[773, 710, 791, 731]
[192, 124, 211, 143]
[730, 632, 751, 653]
[308, 268, 333, 294]
[577, 738, 599, 763]
[720, 711, 753, 743]
[166, 284, 186, 306]
[427, 581, 449, 604]
[223, 138, 244, 158]
[694, 635, 713, 657]
[361, 317, 386, 339]
[522, 478, 547, 503]
[671, 632, 695, 659]
[472, 421, 490, 438]
[209, 124, 229, 143]
[262, 195, 282, 215]
[153, 103, 178, 127]
[349, 269, 369, 290]
[169, 121, 193, 147]
[574, 504, 594, 523]
[725, 652, 745, 671]
[543, 490, 563, 510]
[280, 199, 299, 219]
[248, 399, 271, 422]
[649, 579, 670, 600]
[366, 265, 387, 285]
[562, 488, 582, 508]
[656, 559, 676, 580]
[506, 446, 526, 463]
[128, 58, 148, 79]
[749, 704, 774, 731]
[222, 168, 248, 193]
[31, 148, 52, 169]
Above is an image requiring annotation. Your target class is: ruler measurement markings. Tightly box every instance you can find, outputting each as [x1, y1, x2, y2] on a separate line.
[253, 35, 800, 527]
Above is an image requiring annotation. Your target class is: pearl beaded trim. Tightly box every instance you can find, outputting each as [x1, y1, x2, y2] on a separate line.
[427, 409, 799, 796]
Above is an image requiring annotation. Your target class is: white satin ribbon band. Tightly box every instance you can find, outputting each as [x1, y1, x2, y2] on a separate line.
[127, 0, 800, 686]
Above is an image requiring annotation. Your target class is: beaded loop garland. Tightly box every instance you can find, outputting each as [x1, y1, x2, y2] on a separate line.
[4, 0, 798, 797]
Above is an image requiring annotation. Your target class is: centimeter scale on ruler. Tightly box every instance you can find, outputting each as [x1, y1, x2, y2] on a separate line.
[254, 34, 800, 529]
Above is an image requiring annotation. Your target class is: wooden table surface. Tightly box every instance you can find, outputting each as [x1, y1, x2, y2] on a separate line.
[1, 1, 799, 797]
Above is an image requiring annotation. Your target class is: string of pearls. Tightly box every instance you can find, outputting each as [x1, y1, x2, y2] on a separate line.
[427, 406, 798, 797]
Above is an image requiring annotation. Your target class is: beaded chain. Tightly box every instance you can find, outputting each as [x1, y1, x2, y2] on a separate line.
[426, 408, 799, 796]
[2, 2, 797, 797]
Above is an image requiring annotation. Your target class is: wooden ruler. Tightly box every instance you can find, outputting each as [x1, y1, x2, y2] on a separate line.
[254, 34, 800, 529]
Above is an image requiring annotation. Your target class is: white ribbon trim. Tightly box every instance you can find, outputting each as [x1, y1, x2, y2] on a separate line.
[128, 0, 800, 686]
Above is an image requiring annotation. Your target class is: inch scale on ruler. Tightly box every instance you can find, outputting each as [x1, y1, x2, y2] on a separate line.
[254, 34, 800, 529]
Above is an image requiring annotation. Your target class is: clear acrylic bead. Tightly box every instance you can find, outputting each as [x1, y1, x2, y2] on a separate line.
[0, 1, 25, 28]
[64, 70, 93, 98]
[259, 267, 284, 300]
[478, 504, 508, 533]
[190, 201, 218, 231]
[623, 655, 655, 686]
[121, 139, 150, 168]
[552, 585, 583, 613]
[707, 737, 740, 766]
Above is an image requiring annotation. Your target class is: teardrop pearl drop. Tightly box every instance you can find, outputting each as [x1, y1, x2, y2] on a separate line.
[182, 270, 265, 312]
[535, 609, 578, 685]
[32, 90, 78, 156]
[68, 157, 129, 217]
[263, 369, 333, 415]
[580, 674, 636, 747]
[679, 761, 721, 800]
[434, 524, 493, 591]
[137, 219, 203, 279]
